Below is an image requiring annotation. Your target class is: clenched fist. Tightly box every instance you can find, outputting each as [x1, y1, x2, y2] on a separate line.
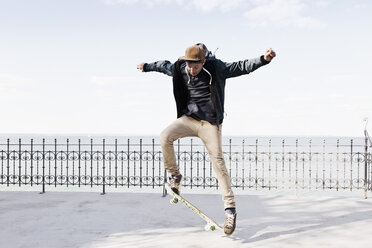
[264, 48, 276, 62]
[137, 62, 146, 72]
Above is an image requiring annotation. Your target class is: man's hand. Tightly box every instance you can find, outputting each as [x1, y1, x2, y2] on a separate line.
[264, 48, 276, 62]
[137, 62, 146, 72]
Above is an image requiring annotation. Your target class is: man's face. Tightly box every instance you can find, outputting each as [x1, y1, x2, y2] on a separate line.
[186, 61, 204, 76]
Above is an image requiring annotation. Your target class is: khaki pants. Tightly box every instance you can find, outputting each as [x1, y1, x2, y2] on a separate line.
[160, 115, 235, 209]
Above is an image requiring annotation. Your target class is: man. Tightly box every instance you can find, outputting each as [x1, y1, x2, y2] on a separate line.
[137, 43, 276, 235]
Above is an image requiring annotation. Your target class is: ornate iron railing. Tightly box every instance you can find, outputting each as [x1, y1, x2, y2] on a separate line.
[364, 127, 372, 198]
[0, 137, 371, 195]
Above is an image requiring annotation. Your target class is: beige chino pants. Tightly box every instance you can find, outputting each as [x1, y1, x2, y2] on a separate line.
[160, 115, 235, 209]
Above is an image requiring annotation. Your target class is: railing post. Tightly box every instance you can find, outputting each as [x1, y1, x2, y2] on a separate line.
[66, 139, 69, 188]
[255, 139, 258, 189]
[152, 138, 155, 189]
[127, 139, 130, 188]
[54, 139, 57, 188]
[350, 139, 353, 191]
[242, 139, 245, 190]
[163, 168, 167, 197]
[41, 138, 46, 194]
[102, 139, 106, 195]
[309, 139, 312, 190]
[295, 139, 298, 191]
[31, 139, 34, 187]
[190, 138, 193, 189]
[364, 130, 368, 199]
[140, 139, 143, 188]
[229, 138, 232, 183]
[18, 139, 22, 187]
[90, 139, 93, 188]
[115, 139, 118, 188]
[6, 139, 10, 187]
[78, 139, 81, 188]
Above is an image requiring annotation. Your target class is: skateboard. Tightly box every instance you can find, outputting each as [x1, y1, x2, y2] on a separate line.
[164, 183, 222, 231]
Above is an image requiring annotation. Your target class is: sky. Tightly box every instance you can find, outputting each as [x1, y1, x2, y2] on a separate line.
[0, 0, 371, 137]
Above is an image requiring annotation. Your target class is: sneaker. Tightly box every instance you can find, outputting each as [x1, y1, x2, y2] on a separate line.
[224, 208, 237, 236]
[169, 174, 182, 195]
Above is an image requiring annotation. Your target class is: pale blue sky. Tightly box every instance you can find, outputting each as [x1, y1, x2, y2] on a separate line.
[0, 0, 371, 136]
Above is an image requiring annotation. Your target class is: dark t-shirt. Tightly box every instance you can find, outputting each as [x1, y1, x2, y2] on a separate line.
[180, 62, 217, 124]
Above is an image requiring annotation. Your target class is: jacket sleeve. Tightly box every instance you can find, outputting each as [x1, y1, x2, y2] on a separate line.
[143, 60, 174, 77]
[220, 56, 270, 79]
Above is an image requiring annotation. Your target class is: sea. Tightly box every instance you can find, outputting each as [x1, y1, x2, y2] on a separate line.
[0, 134, 367, 153]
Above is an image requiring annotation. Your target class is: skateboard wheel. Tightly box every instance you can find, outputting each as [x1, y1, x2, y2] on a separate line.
[204, 224, 215, 231]
[170, 198, 178, 204]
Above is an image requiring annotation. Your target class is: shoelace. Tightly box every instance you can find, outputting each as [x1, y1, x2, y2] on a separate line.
[170, 180, 177, 188]
[170, 176, 180, 188]
[225, 212, 235, 228]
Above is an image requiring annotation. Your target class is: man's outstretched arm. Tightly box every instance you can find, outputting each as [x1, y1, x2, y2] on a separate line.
[221, 48, 276, 79]
[137, 60, 174, 76]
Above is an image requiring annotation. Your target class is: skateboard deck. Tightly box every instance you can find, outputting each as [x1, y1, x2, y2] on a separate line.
[164, 183, 222, 231]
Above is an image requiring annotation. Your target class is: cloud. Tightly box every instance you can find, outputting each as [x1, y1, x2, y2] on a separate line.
[103, 0, 140, 5]
[313, 0, 329, 8]
[327, 74, 360, 83]
[243, 0, 326, 28]
[0, 74, 30, 86]
[0, 74, 31, 97]
[103, 0, 182, 7]
[353, 3, 369, 10]
[103, 0, 244, 12]
[103, 0, 326, 28]
[90, 76, 148, 85]
[103, 0, 329, 29]
[187, 0, 245, 13]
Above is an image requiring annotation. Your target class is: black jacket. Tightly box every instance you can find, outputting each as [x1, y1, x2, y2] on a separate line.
[144, 44, 270, 124]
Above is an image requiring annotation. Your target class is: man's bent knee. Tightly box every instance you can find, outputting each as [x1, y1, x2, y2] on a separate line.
[160, 129, 174, 146]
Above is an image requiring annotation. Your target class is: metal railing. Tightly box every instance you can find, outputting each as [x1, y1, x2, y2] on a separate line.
[1, 136, 371, 196]
[364, 120, 372, 198]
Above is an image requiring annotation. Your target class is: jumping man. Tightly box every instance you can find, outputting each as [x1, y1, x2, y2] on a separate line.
[137, 43, 276, 235]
